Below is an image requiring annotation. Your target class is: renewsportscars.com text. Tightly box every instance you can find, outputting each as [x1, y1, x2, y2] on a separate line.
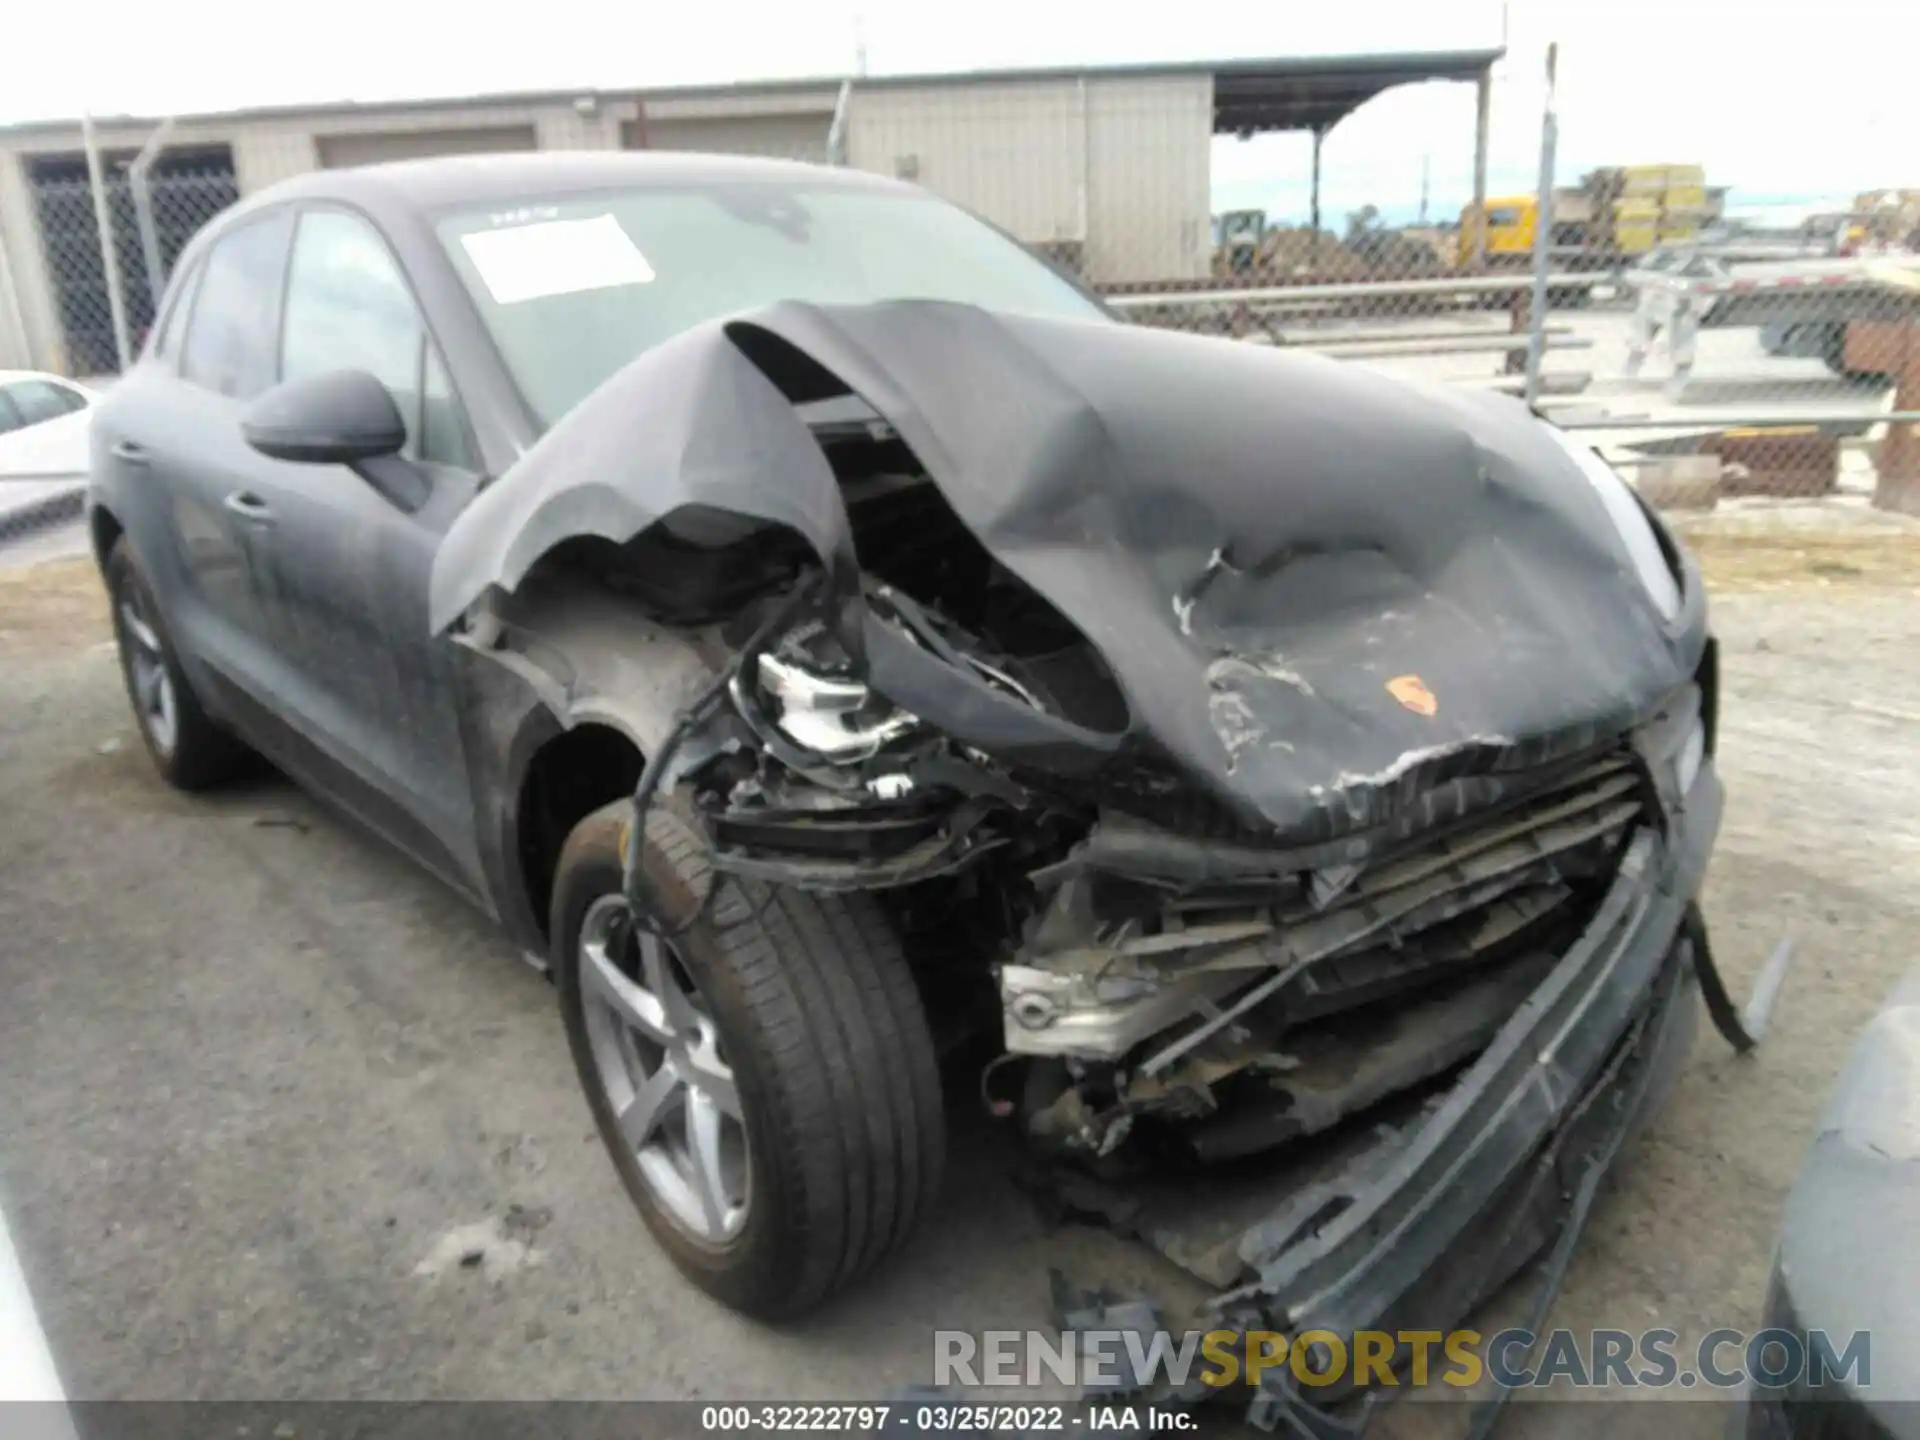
[934, 1326, 1871, 1393]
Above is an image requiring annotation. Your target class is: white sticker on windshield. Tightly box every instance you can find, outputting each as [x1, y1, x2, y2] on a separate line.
[459, 214, 655, 305]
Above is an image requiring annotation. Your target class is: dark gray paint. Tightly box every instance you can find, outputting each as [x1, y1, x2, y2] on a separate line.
[90, 182, 498, 899]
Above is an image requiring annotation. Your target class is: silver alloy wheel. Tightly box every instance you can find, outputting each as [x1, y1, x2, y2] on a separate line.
[118, 594, 177, 757]
[579, 894, 750, 1243]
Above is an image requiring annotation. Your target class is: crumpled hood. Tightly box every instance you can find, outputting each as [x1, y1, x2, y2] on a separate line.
[433, 300, 1706, 838]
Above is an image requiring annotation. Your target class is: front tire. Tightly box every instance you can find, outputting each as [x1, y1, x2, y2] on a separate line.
[553, 800, 946, 1318]
[105, 537, 252, 790]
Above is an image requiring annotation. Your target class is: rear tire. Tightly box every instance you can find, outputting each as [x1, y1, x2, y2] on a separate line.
[105, 537, 252, 790]
[553, 800, 946, 1318]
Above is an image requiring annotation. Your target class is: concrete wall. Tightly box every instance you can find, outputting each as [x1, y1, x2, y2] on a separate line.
[0, 71, 1211, 372]
[627, 113, 833, 162]
[845, 72, 1210, 282]
[848, 79, 1089, 253]
[0, 156, 47, 369]
[316, 125, 538, 169]
[1084, 74, 1212, 283]
[234, 99, 621, 191]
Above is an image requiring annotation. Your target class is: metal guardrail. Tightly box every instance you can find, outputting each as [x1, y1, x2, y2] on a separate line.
[1547, 413, 1920, 431]
[0, 484, 85, 547]
[1302, 323, 1575, 347]
[1104, 271, 1610, 311]
[1305, 333, 1593, 360]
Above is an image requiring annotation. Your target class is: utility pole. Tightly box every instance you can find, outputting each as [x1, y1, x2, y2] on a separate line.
[1524, 42, 1560, 408]
[81, 114, 132, 373]
[1420, 153, 1431, 225]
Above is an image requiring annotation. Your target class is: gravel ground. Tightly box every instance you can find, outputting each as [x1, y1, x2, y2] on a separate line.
[1, 535, 1915, 1435]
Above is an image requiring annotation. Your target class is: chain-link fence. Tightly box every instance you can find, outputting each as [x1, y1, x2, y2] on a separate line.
[1078, 52, 1920, 517]
[22, 137, 236, 376]
[1104, 248, 1920, 517]
[8, 51, 1917, 519]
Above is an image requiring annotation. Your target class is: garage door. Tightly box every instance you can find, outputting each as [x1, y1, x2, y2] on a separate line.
[316, 126, 539, 169]
[624, 114, 831, 164]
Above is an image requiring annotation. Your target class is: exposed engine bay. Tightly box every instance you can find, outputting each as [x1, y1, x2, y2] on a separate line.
[655, 447, 1676, 1175]
[459, 343, 1700, 1175]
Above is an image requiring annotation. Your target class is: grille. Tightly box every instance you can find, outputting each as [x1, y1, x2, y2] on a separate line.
[1273, 750, 1645, 975]
[1131, 750, 1652, 1159]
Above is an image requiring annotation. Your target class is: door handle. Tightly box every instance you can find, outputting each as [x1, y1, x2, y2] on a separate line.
[223, 491, 275, 525]
[110, 439, 151, 466]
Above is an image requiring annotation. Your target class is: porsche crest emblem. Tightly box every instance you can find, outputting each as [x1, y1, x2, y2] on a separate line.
[1387, 674, 1438, 717]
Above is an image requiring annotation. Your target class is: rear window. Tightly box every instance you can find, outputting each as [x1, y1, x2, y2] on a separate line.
[4, 380, 85, 425]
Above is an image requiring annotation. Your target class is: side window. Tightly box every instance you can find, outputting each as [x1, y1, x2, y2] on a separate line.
[0, 392, 21, 436]
[419, 344, 470, 469]
[281, 209, 473, 469]
[180, 211, 295, 400]
[5, 380, 85, 426]
[149, 257, 206, 363]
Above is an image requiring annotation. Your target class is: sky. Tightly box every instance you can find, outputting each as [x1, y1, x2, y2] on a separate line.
[5, 0, 1916, 225]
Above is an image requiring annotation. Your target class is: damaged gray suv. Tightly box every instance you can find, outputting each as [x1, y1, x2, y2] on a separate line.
[90, 153, 1724, 1387]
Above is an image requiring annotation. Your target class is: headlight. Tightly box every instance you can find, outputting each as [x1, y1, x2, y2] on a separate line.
[1542, 424, 1682, 622]
[756, 651, 918, 760]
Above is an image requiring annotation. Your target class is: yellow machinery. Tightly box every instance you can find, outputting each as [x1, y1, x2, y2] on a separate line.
[1460, 165, 1710, 268]
[1843, 190, 1920, 252]
[1458, 196, 1538, 263]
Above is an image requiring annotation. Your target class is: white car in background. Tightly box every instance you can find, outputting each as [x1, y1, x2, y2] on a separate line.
[0, 372, 95, 482]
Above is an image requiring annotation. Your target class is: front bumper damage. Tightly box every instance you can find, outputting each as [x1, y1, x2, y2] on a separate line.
[682, 625, 1735, 1438]
[1240, 774, 1716, 1434]
[1008, 716, 1726, 1437]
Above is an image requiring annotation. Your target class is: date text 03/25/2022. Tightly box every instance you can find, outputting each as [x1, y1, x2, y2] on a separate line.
[698, 1404, 1194, 1433]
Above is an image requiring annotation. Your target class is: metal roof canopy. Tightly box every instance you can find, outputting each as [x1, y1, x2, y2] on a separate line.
[1204, 48, 1503, 271]
[1210, 49, 1502, 137]
[1, 47, 1503, 140]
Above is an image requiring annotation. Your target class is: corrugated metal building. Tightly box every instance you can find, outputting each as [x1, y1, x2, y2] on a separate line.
[0, 52, 1498, 374]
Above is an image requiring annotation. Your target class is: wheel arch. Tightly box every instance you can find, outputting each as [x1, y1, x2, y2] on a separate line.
[462, 573, 729, 951]
[508, 717, 646, 949]
[89, 501, 125, 574]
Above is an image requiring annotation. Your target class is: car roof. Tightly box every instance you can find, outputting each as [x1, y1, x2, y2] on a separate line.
[246, 149, 914, 218]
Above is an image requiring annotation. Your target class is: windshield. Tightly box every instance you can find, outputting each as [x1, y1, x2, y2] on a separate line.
[437, 181, 1108, 428]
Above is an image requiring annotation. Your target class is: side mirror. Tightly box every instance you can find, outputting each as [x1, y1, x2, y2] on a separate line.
[243, 369, 406, 465]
